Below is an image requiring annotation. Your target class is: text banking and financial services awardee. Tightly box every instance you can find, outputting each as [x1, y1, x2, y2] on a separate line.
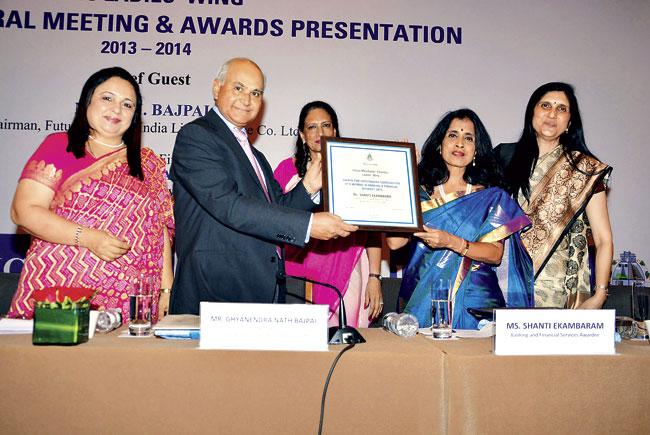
[322, 137, 422, 232]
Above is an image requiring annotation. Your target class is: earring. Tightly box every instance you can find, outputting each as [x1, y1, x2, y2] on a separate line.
[565, 128, 569, 133]
[472, 156, 476, 167]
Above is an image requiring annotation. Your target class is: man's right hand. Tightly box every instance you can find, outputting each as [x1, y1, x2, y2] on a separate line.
[310, 212, 358, 240]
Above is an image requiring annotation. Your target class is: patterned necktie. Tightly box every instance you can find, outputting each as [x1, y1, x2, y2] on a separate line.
[232, 127, 270, 202]
[232, 127, 282, 260]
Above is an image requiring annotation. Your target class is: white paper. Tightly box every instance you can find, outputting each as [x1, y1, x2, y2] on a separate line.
[0, 318, 33, 334]
[455, 322, 496, 338]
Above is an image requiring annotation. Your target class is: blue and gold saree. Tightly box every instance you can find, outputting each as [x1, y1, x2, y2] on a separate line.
[401, 186, 534, 329]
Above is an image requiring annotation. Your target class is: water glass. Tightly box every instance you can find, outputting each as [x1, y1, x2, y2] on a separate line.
[129, 276, 154, 336]
[431, 279, 452, 339]
[636, 294, 649, 339]
[636, 294, 649, 321]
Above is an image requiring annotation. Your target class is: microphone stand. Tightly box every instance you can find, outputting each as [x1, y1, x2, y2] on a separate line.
[284, 274, 365, 345]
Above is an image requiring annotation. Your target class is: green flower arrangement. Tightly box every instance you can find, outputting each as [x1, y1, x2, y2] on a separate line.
[34, 297, 91, 310]
[32, 287, 96, 346]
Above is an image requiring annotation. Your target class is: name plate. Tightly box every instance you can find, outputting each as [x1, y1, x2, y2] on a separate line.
[494, 309, 615, 355]
[199, 302, 329, 351]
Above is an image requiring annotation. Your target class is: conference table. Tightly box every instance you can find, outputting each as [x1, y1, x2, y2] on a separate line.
[1, 329, 649, 434]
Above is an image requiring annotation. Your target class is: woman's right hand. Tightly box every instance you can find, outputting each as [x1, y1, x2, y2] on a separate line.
[302, 153, 322, 194]
[81, 228, 131, 262]
[414, 226, 458, 250]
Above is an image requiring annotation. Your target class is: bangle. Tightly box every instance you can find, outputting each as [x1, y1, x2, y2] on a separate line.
[368, 273, 382, 282]
[595, 284, 608, 295]
[160, 288, 172, 294]
[303, 182, 316, 196]
[460, 239, 470, 257]
[74, 225, 83, 247]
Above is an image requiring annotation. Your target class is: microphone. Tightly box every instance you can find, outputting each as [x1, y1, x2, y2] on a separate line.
[282, 273, 365, 345]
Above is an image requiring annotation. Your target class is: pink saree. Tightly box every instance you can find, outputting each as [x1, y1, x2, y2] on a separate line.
[274, 158, 371, 327]
[8, 133, 174, 323]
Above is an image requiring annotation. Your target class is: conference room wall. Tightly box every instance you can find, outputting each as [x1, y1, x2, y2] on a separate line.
[0, 0, 648, 277]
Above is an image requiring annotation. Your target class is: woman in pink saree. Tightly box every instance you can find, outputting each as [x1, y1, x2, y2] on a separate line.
[7, 67, 174, 323]
[274, 101, 383, 327]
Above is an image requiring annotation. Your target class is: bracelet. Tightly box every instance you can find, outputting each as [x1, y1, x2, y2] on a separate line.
[74, 225, 83, 247]
[160, 288, 172, 294]
[595, 284, 608, 295]
[368, 273, 382, 282]
[460, 239, 470, 257]
[303, 182, 316, 196]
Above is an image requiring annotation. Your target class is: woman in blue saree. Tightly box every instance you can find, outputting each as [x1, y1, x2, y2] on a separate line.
[388, 109, 534, 329]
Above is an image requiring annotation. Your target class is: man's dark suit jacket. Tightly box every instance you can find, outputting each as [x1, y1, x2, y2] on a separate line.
[169, 110, 316, 314]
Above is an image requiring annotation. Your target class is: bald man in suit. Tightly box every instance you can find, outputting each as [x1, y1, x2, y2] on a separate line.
[170, 58, 356, 314]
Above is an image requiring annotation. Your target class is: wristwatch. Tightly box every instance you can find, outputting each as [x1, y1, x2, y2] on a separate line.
[369, 273, 382, 282]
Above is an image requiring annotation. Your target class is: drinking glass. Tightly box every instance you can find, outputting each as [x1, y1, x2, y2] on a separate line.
[636, 294, 649, 339]
[129, 275, 153, 336]
[431, 279, 452, 339]
[636, 294, 649, 321]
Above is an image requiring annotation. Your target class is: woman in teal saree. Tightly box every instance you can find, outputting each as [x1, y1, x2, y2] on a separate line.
[388, 109, 534, 329]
